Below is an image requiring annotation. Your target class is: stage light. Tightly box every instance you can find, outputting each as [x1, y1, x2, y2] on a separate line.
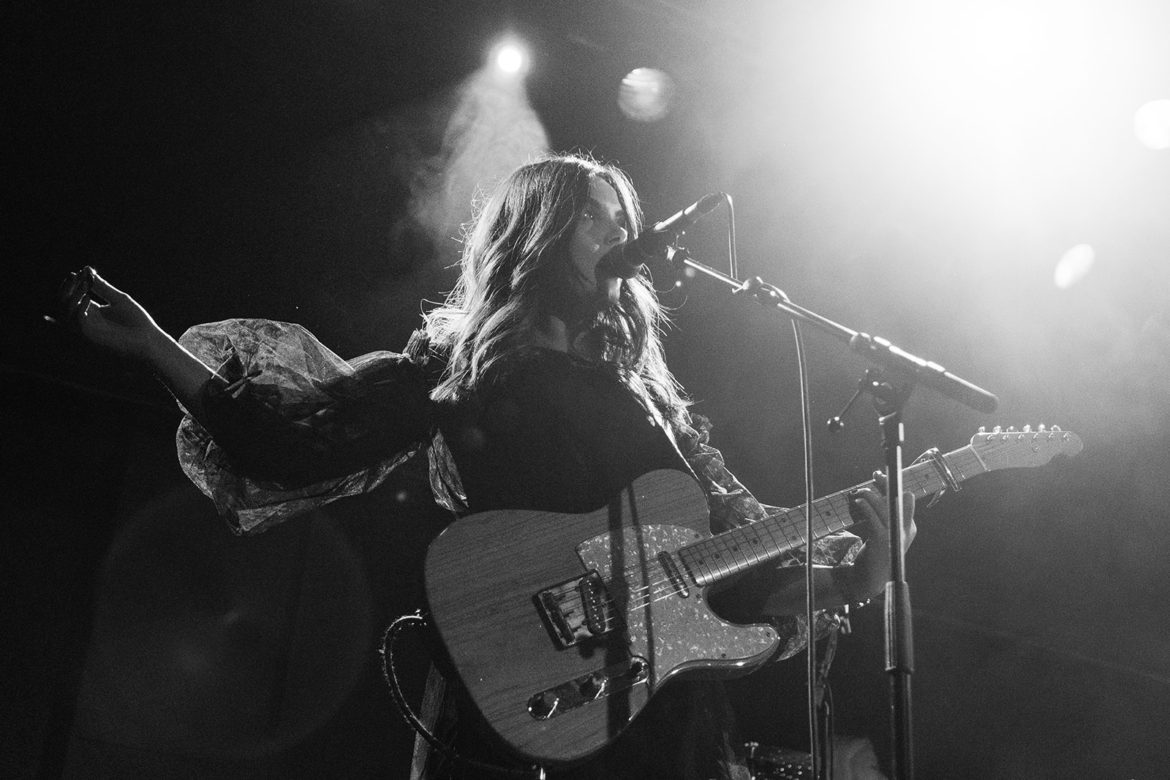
[492, 40, 529, 76]
[618, 67, 676, 122]
[1134, 99, 1170, 150]
[1054, 244, 1095, 290]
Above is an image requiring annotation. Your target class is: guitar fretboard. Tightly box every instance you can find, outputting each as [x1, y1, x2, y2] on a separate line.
[676, 444, 988, 586]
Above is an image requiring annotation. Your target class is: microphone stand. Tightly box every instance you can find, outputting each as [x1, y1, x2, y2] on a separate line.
[662, 248, 997, 780]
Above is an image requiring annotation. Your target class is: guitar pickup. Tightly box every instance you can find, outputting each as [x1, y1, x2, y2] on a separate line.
[536, 571, 620, 649]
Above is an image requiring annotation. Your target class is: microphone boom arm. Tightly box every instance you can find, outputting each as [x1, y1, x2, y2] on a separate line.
[665, 248, 999, 414]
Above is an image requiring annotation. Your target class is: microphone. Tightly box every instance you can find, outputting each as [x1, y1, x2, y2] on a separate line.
[596, 192, 727, 279]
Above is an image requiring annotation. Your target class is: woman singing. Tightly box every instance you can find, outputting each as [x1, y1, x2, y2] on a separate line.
[63, 153, 913, 779]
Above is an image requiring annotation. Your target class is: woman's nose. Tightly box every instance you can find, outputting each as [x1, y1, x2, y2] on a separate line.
[605, 221, 628, 247]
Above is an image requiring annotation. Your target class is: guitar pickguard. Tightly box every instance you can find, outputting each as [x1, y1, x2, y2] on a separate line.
[577, 524, 777, 686]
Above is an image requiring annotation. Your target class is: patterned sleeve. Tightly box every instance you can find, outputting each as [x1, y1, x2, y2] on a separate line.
[175, 319, 435, 535]
[674, 411, 863, 659]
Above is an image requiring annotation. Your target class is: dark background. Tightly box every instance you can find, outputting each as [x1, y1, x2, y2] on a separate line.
[6, 1, 1170, 777]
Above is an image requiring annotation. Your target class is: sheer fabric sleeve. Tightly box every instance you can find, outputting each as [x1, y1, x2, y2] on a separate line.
[175, 319, 434, 535]
[674, 411, 862, 659]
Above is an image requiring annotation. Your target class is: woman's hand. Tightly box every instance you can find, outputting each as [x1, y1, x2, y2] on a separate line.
[61, 267, 169, 363]
[60, 267, 217, 410]
[844, 477, 917, 603]
[708, 478, 917, 619]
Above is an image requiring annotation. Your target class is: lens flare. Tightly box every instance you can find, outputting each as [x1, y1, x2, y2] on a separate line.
[618, 67, 676, 122]
[1134, 99, 1170, 150]
[1054, 244, 1095, 289]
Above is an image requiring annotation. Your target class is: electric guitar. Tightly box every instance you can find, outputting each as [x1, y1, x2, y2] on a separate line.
[423, 426, 1083, 765]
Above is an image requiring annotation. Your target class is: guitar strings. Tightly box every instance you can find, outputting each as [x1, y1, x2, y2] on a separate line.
[618, 450, 991, 614]
[595, 463, 950, 622]
[586, 490, 859, 623]
[577, 445, 1031, 633]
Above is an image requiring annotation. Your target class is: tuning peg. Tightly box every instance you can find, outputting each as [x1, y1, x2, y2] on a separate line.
[1038, 424, 1047, 432]
[977, 426, 987, 433]
[992, 425, 1002, 433]
[1023, 424, 1032, 433]
[1052, 425, 1062, 431]
[1006, 426, 1018, 432]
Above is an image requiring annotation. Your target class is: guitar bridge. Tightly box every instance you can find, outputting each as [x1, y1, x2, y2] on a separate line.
[536, 571, 620, 649]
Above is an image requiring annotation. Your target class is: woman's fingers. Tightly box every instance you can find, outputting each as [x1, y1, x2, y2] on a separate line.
[85, 266, 132, 305]
[58, 268, 96, 322]
[901, 492, 917, 547]
[848, 487, 886, 526]
[871, 470, 917, 529]
[849, 485, 916, 551]
[75, 292, 114, 340]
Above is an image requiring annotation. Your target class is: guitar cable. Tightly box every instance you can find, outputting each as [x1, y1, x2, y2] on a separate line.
[379, 611, 546, 779]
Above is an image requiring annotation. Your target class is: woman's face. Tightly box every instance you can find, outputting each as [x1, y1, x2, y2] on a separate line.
[568, 175, 630, 303]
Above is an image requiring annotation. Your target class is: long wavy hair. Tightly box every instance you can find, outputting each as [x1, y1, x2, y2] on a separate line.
[424, 153, 689, 425]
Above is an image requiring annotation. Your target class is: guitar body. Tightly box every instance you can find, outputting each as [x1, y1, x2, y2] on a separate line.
[423, 469, 779, 765]
[422, 425, 1085, 765]
[421, 423, 1085, 767]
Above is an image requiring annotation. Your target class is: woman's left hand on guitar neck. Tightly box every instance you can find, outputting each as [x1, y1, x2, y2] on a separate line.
[708, 479, 916, 620]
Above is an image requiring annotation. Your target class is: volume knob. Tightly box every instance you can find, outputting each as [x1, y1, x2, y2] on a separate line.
[528, 691, 561, 720]
[579, 672, 609, 701]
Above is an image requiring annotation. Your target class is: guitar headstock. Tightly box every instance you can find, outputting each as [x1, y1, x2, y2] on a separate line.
[971, 425, 1083, 472]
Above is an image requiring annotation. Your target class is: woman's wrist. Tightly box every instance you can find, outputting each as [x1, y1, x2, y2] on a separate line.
[136, 325, 175, 365]
[839, 562, 882, 605]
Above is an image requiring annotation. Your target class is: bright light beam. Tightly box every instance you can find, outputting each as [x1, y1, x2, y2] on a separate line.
[403, 52, 547, 257]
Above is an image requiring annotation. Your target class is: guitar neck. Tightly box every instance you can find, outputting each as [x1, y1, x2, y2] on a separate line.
[678, 444, 988, 587]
